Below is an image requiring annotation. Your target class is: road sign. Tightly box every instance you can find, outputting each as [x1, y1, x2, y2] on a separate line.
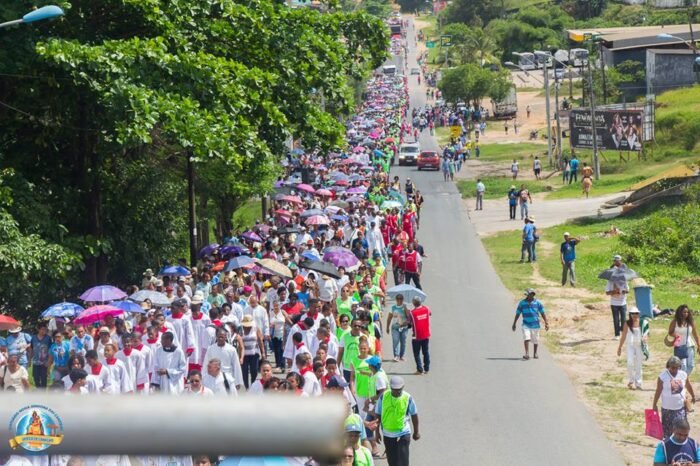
[440, 35, 452, 47]
[426, 41, 436, 49]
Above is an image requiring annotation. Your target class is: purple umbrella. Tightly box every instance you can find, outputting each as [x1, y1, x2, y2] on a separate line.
[346, 187, 367, 194]
[323, 249, 360, 268]
[219, 245, 248, 257]
[79, 285, 127, 302]
[198, 243, 220, 258]
[346, 195, 365, 203]
[241, 231, 263, 243]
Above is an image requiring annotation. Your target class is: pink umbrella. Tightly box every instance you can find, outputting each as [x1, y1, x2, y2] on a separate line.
[315, 189, 332, 197]
[74, 305, 124, 325]
[305, 215, 330, 226]
[347, 187, 367, 194]
[275, 209, 293, 217]
[279, 195, 303, 205]
[296, 184, 315, 193]
[352, 146, 365, 153]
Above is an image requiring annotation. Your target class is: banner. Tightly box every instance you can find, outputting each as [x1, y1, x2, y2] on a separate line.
[569, 109, 643, 151]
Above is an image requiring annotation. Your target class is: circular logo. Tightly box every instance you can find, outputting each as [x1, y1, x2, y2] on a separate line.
[8, 405, 64, 453]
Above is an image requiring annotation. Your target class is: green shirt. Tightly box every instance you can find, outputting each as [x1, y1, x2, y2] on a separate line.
[341, 330, 361, 369]
[336, 297, 353, 319]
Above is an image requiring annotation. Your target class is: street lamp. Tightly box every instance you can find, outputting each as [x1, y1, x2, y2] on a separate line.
[0, 5, 64, 29]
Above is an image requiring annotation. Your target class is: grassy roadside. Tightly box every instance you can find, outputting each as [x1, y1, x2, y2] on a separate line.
[232, 198, 261, 230]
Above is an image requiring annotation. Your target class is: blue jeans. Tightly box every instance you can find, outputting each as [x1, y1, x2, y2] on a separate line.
[412, 338, 430, 373]
[682, 346, 696, 376]
[521, 240, 535, 262]
[520, 202, 529, 219]
[391, 326, 408, 358]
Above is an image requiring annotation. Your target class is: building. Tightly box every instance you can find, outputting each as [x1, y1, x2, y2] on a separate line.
[647, 49, 697, 94]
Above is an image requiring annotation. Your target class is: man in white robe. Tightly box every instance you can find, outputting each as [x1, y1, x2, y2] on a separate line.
[202, 328, 243, 391]
[153, 332, 187, 395]
[102, 344, 132, 394]
[85, 349, 111, 394]
[283, 316, 315, 365]
[116, 334, 148, 393]
[188, 298, 211, 371]
[202, 358, 237, 396]
[166, 299, 196, 358]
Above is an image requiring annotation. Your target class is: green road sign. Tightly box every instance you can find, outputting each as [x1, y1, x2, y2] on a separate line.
[426, 41, 436, 48]
[440, 35, 452, 47]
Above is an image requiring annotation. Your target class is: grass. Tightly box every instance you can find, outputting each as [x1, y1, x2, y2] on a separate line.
[482, 210, 700, 309]
[456, 177, 549, 200]
[477, 142, 547, 163]
[232, 198, 261, 230]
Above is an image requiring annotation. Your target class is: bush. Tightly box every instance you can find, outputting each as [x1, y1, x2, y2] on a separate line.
[620, 204, 700, 273]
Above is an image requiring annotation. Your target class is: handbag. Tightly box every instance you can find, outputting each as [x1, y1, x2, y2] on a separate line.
[645, 409, 664, 440]
[674, 326, 690, 360]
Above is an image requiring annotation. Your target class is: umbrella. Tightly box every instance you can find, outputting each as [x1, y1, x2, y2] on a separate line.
[220, 245, 249, 257]
[300, 250, 321, 261]
[381, 200, 402, 211]
[212, 261, 227, 272]
[331, 214, 348, 221]
[159, 265, 190, 277]
[347, 187, 367, 194]
[329, 200, 350, 209]
[330, 172, 350, 181]
[598, 267, 638, 281]
[274, 209, 292, 217]
[388, 190, 407, 205]
[296, 183, 315, 193]
[277, 195, 303, 205]
[74, 305, 124, 325]
[323, 249, 359, 268]
[241, 231, 263, 243]
[384, 137, 395, 143]
[324, 205, 343, 214]
[0, 315, 20, 331]
[80, 285, 127, 302]
[255, 259, 293, 279]
[352, 146, 365, 153]
[113, 300, 147, 314]
[198, 243, 220, 258]
[334, 179, 350, 186]
[276, 226, 301, 235]
[300, 209, 325, 218]
[219, 458, 293, 466]
[315, 188, 333, 197]
[299, 259, 342, 279]
[129, 290, 171, 308]
[347, 195, 364, 203]
[225, 256, 255, 272]
[41, 302, 84, 319]
[387, 284, 427, 303]
[348, 174, 364, 182]
[305, 215, 330, 226]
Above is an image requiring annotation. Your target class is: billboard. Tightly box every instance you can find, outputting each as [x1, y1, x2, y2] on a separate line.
[569, 109, 644, 151]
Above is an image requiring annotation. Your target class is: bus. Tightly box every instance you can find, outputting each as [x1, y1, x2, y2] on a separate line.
[518, 52, 536, 70]
[570, 48, 589, 67]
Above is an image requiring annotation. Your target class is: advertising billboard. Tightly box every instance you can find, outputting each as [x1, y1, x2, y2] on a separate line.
[569, 109, 644, 151]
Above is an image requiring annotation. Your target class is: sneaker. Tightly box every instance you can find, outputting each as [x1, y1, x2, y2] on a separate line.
[393, 357, 399, 362]
[414, 370, 424, 375]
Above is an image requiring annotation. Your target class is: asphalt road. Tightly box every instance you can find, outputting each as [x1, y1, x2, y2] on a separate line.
[374, 19, 625, 465]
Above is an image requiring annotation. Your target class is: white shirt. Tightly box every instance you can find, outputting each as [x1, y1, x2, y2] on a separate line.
[606, 279, 628, 306]
[244, 305, 270, 337]
[203, 371, 238, 396]
[476, 182, 485, 193]
[202, 343, 244, 388]
[302, 371, 322, 397]
[660, 369, 688, 410]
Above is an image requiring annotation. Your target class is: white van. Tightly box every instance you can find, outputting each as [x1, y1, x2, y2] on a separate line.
[382, 65, 397, 75]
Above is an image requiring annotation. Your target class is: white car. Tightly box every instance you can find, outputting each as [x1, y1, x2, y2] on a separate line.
[398, 143, 420, 166]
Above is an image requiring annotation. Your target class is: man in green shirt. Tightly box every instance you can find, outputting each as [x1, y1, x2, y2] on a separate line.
[337, 317, 363, 381]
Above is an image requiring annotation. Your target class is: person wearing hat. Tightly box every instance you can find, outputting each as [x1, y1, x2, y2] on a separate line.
[606, 254, 629, 339]
[141, 268, 157, 289]
[375, 375, 420, 466]
[560, 232, 580, 287]
[2, 324, 31, 368]
[617, 307, 647, 390]
[520, 216, 537, 263]
[240, 315, 265, 389]
[344, 423, 374, 466]
[507, 185, 518, 220]
[512, 288, 549, 360]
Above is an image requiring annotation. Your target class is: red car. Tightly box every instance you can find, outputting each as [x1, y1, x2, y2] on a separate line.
[417, 151, 440, 171]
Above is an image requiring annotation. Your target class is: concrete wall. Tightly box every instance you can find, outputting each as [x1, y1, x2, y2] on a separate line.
[647, 50, 697, 95]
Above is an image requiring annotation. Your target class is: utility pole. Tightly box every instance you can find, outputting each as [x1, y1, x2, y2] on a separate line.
[587, 57, 600, 180]
[554, 75, 562, 164]
[599, 41, 608, 104]
[187, 153, 198, 266]
[543, 58, 553, 167]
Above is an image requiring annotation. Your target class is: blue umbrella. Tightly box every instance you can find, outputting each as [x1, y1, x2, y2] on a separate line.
[219, 458, 292, 466]
[41, 302, 84, 319]
[331, 214, 348, 221]
[225, 256, 255, 272]
[386, 284, 427, 303]
[159, 265, 190, 276]
[198, 243, 220, 258]
[301, 250, 320, 261]
[113, 300, 146, 314]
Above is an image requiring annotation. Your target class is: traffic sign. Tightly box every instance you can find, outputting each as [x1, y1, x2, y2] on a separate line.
[440, 35, 452, 47]
[426, 41, 436, 49]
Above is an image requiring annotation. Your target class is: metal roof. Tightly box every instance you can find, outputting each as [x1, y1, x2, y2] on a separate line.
[568, 24, 700, 50]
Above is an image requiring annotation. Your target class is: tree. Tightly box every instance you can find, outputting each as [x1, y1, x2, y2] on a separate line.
[438, 64, 511, 106]
[444, 0, 503, 26]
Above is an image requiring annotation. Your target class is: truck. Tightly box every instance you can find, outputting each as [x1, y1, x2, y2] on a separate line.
[387, 18, 402, 38]
[490, 85, 517, 119]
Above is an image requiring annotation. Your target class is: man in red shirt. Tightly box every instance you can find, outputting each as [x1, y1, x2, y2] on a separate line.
[409, 297, 431, 375]
[390, 239, 403, 286]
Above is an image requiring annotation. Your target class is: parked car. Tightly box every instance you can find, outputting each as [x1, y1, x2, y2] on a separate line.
[410, 68, 420, 75]
[417, 151, 440, 171]
[398, 143, 420, 166]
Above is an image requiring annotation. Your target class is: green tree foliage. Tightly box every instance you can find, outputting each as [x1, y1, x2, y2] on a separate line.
[0, 0, 387, 317]
[445, 0, 503, 26]
[438, 63, 511, 105]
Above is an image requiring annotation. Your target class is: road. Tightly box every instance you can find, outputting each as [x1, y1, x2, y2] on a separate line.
[375, 19, 625, 465]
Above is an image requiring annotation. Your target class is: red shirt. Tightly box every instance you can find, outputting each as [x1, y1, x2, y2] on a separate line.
[282, 302, 304, 316]
[410, 306, 431, 340]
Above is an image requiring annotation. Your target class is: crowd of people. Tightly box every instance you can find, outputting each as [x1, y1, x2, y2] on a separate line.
[0, 56, 433, 466]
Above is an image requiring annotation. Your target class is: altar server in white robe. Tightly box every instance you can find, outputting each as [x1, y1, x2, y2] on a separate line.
[153, 332, 187, 395]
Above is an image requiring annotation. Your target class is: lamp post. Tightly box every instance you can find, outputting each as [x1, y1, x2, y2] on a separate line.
[586, 54, 600, 181]
[0, 5, 64, 29]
